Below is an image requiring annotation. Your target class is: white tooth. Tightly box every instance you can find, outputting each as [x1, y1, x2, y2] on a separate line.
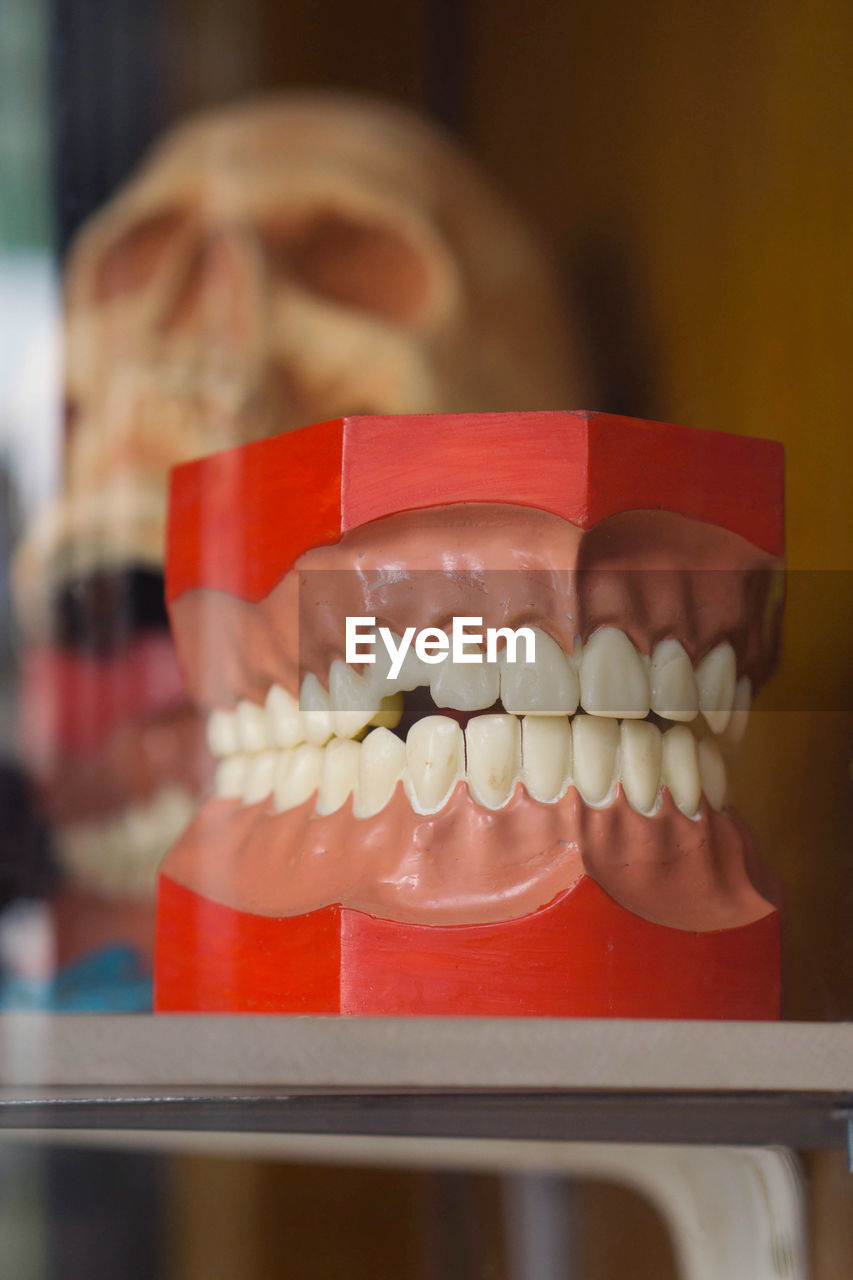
[369, 692, 404, 729]
[125, 803, 158, 856]
[649, 638, 698, 722]
[235, 700, 268, 753]
[696, 642, 737, 734]
[157, 785, 194, 832]
[662, 725, 701, 816]
[273, 744, 324, 812]
[499, 628, 579, 715]
[405, 715, 463, 813]
[143, 789, 192, 855]
[724, 676, 752, 747]
[206, 709, 238, 757]
[572, 715, 619, 805]
[465, 714, 520, 809]
[368, 632, 430, 698]
[329, 659, 378, 739]
[355, 727, 406, 817]
[265, 684, 304, 749]
[698, 737, 727, 810]
[99, 825, 127, 894]
[300, 673, 334, 745]
[243, 750, 277, 805]
[431, 653, 499, 712]
[620, 720, 662, 815]
[521, 715, 572, 802]
[316, 738, 361, 815]
[214, 755, 248, 799]
[579, 628, 650, 719]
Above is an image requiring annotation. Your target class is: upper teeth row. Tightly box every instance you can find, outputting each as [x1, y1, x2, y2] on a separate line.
[207, 629, 752, 758]
[214, 713, 727, 820]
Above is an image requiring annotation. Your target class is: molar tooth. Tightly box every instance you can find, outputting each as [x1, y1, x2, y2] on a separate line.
[649, 638, 699, 722]
[235, 700, 268, 753]
[265, 684, 304, 749]
[329, 659, 378, 738]
[316, 738, 361, 815]
[579, 628, 650, 719]
[695, 641, 737, 734]
[572, 715, 619, 805]
[300, 673, 334, 745]
[698, 737, 727, 810]
[273, 744, 323, 812]
[465, 714, 520, 809]
[355, 727, 406, 817]
[661, 725, 701, 816]
[206, 709, 238, 757]
[620, 720, 662, 815]
[521, 715, 572, 802]
[723, 676, 752, 747]
[243, 750, 277, 805]
[499, 628, 578, 715]
[431, 652, 499, 712]
[369, 692, 404, 729]
[214, 755, 248, 799]
[405, 715, 463, 813]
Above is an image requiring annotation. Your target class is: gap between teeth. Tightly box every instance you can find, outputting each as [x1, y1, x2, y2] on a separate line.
[208, 629, 748, 821]
[208, 630, 750, 757]
[214, 711, 728, 822]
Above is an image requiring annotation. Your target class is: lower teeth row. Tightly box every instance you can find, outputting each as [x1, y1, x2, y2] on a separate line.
[214, 712, 726, 820]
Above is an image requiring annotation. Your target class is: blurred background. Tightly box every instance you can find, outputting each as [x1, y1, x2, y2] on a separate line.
[0, 0, 852, 1276]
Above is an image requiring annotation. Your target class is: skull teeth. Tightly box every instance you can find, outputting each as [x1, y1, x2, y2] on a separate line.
[56, 785, 195, 899]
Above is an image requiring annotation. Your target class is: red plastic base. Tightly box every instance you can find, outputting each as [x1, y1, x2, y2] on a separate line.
[154, 873, 780, 1019]
[166, 411, 785, 604]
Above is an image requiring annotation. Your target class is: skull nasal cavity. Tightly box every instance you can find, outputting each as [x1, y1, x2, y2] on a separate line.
[159, 232, 258, 344]
[93, 211, 185, 303]
[272, 212, 436, 325]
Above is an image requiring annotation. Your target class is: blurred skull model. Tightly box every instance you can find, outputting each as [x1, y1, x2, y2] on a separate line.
[20, 93, 578, 611]
[14, 93, 582, 974]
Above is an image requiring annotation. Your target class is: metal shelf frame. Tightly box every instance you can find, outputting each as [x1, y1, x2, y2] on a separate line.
[0, 1016, 849, 1151]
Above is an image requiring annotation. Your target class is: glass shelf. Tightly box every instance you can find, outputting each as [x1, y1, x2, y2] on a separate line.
[0, 1017, 849, 1153]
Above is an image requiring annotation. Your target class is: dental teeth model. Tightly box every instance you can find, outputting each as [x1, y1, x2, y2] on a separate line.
[155, 411, 785, 1019]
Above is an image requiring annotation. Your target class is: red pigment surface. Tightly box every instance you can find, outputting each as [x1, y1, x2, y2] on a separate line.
[155, 871, 780, 1018]
[166, 411, 784, 602]
[21, 633, 188, 758]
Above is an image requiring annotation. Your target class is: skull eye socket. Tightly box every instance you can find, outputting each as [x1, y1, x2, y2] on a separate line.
[265, 212, 437, 326]
[92, 210, 186, 304]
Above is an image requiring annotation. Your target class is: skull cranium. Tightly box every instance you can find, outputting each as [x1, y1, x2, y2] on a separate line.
[17, 92, 582, 627]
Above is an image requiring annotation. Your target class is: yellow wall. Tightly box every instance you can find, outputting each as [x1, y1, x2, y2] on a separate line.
[469, 0, 853, 1016]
